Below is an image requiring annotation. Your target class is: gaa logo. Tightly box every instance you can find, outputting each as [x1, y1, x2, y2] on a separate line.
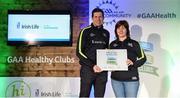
[5, 80, 31, 98]
[97, 0, 131, 25]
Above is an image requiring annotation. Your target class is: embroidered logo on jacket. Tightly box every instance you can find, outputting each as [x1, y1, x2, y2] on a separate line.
[128, 43, 133, 47]
[90, 33, 95, 37]
[113, 43, 118, 47]
[92, 40, 106, 44]
[103, 33, 107, 37]
[132, 76, 137, 80]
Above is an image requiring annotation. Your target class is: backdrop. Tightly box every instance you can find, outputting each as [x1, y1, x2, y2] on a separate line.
[89, 0, 180, 97]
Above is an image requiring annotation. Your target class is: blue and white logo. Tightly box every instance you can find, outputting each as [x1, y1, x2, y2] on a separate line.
[16, 22, 39, 29]
[96, 0, 131, 25]
[17, 22, 21, 29]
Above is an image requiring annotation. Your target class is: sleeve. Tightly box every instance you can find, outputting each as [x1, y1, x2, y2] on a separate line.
[106, 31, 110, 49]
[109, 41, 114, 49]
[76, 28, 95, 67]
[129, 42, 147, 68]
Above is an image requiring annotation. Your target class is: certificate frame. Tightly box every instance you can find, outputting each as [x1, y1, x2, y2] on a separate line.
[97, 49, 128, 71]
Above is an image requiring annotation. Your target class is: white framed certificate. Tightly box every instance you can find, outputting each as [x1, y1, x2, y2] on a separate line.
[97, 49, 128, 71]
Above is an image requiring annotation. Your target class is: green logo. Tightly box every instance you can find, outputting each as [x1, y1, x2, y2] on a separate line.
[139, 65, 159, 76]
[107, 57, 117, 65]
[5, 80, 31, 98]
[106, 51, 117, 65]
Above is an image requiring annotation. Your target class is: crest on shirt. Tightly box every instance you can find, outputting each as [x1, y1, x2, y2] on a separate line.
[132, 76, 137, 80]
[128, 43, 133, 47]
[103, 33, 107, 37]
[113, 43, 118, 47]
[90, 33, 95, 37]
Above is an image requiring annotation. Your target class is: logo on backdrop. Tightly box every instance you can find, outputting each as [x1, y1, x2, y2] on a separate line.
[5, 80, 31, 98]
[137, 12, 176, 19]
[16, 22, 39, 29]
[5, 80, 62, 97]
[138, 42, 159, 76]
[34, 89, 61, 97]
[16, 22, 59, 30]
[96, 0, 131, 25]
[16, 22, 21, 29]
[7, 56, 75, 64]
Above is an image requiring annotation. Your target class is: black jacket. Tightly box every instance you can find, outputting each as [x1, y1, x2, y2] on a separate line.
[76, 24, 110, 71]
[110, 37, 146, 81]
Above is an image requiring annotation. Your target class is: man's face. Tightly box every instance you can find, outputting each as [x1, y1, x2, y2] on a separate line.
[92, 12, 104, 27]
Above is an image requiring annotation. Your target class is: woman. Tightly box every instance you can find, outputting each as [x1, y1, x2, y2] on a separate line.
[110, 20, 146, 98]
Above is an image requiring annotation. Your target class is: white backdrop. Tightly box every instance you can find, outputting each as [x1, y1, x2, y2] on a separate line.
[89, 0, 180, 97]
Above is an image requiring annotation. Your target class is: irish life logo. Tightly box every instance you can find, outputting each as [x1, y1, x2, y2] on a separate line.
[5, 80, 31, 98]
[16, 22, 39, 29]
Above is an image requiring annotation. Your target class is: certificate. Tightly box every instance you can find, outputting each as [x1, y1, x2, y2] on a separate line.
[97, 49, 128, 71]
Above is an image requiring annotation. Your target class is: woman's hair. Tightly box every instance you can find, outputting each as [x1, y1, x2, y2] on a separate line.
[114, 20, 130, 39]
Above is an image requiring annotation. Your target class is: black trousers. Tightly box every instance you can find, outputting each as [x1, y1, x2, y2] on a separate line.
[79, 67, 107, 97]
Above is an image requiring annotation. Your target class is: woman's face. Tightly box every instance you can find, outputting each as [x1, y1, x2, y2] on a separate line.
[117, 25, 127, 38]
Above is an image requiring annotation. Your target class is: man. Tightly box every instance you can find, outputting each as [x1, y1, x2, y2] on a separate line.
[76, 8, 110, 97]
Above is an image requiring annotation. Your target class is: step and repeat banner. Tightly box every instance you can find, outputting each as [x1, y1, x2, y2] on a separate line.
[90, 0, 180, 97]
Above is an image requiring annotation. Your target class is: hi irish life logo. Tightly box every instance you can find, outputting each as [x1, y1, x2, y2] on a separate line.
[5, 80, 31, 98]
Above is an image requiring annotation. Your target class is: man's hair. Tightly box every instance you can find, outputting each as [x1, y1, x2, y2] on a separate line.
[92, 8, 104, 18]
[114, 20, 130, 39]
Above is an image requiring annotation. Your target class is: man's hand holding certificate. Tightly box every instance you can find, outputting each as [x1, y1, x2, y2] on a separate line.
[97, 49, 128, 71]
